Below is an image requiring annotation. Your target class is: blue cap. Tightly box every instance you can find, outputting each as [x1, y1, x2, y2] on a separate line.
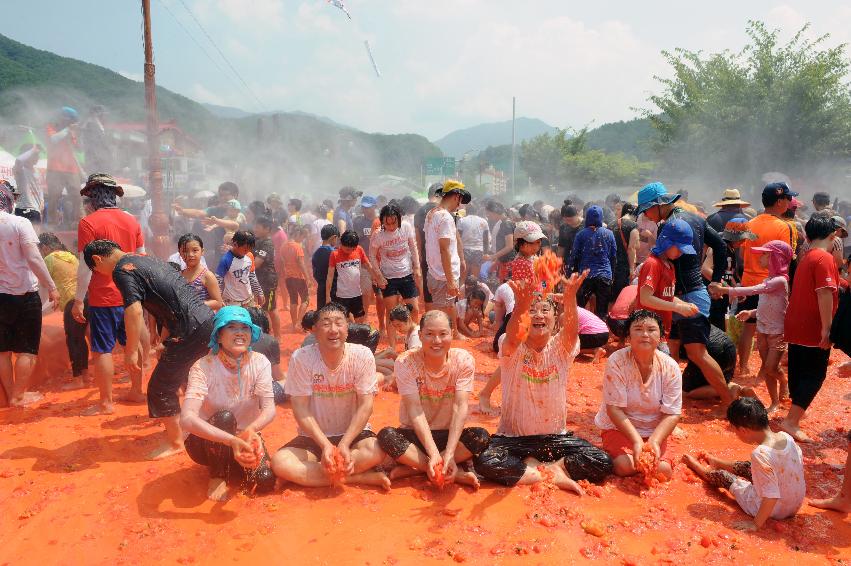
[761, 182, 798, 199]
[635, 182, 681, 216]
[61, 106, 79, 122]
[652, 218, 696, 256]
[208, 306, 262, 353]
[361, 195, 377, 208]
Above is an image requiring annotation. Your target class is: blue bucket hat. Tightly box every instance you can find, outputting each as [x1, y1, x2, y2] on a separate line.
[652, 218, 696, 256]
[208, 306, 262, 353]
[361, 195, 377, 208]
[635, 182, 681, 216]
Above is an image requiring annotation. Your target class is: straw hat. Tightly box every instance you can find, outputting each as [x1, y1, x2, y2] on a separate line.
[713, 188, 750, 208]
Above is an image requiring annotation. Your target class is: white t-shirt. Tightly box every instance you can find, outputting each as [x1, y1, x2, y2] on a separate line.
[494, 282, 515, 315]
[497, 334, 580, 436]
[395, 348, 475, 429]
[594, 348, 682, 437]
[457, 214, 489, 252]
[167, 252, 208, 271]
[424, 208, 460, 281]
[184, 352, 274, 428]
[285, 343, 378, 437]
[370, 221, 416, 279]
[455, 299, 468, 320]
[0, 212, 39, 294]
[308, 218, 331, 258]
[215, 252, 254, 303]
[729, 432, 806, 519]
[405, 325, 422, 350]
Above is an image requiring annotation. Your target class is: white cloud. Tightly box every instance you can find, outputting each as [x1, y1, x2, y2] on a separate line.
[190, 83, 226, 106]
[118, 70, 143, 82]
[193, 0, 284, 32]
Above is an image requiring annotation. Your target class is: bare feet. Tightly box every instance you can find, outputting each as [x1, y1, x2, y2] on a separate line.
[547, 461, 584, 495]
[118, 391, 146, 404]
[345, 470, 391, 491]
[207, 478, 231, 501]
[809, 495, 851, 513]
[61, 378, 91, 391]
[476, 397, 500, 416]
[779, 420, 812, 443]
[592, 347, 605, 364]
[148, 443, 185, 460]
[82, 403, 115, 416]
[389, 465, 421, 481]
[10, 391, 44, 407]
[453, 469, 481, 490]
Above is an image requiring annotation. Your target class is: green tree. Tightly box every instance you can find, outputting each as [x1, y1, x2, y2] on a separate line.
[646, 21, 851, 182]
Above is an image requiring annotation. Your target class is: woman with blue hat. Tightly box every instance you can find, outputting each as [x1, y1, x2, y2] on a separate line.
[180, 306, 277, 501]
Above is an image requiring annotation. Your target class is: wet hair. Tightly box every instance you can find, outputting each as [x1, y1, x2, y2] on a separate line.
[289, 198, 302, 212]
[388, 303, 415, 323]
[620, 202, 637, 218]
[301, 309, 318, 331]
[518, 204, 539, 221]
[379, 203, 403, 230]
[83, 239, 121, 269]
[178, 233, 204, 251]
[813, 192, 831, 207]
[468, 288, 487, 311]
[561, 200, 578, 218]
[726, 397, 769, 431]
[247, 307, 271, 333]
[485, 201, 505, 215]
[421, 309, 451, 328]
[400, 196, 420, 216]
[340, 229, 359, 247]
[626, 309, 663, 333]
[316, 301, 348, 321]
[254, 215, 274, 231]
[218, 181, 239, 197]
[248, 200, 268, 219]
[320, 224, 339, 241]
[38, 232, 67, 252]
[231, 230, 256, 247]
[288, 223, 307, 239]
[804, 214, 837, 241]
[167, 261, 182, 272]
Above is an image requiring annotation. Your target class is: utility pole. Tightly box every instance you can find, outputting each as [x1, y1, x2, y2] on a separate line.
[142, 0, 169, 258]
[510, 96, 516, 199]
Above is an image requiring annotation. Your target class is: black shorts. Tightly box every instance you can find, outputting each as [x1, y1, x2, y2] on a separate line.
[380, 274, 419, 299]
[787, 343, 831, 410]
[681, 325, 737, 392]
[285, 278, 308, 305]
[669, 314, 710, 346]
[14, 208, 41, 224]
[421, 264, 433, 304]
[579, 331, 610, 350]
[333, 295, 365, 319]
[377, 427, 490, 460]
[280, 429, 375, 458]
[263, 286, 278, 312]
[737, 294, 759, 323]
[608, 318, 629, 339]
[0, 292, 42, 355]
[147, 317, 214, 418]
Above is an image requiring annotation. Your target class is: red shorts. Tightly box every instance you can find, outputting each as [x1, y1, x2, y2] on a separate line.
[601, 429, 670, 462]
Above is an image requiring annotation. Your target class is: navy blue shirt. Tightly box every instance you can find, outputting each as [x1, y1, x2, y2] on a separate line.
[312, 244, 336, 295]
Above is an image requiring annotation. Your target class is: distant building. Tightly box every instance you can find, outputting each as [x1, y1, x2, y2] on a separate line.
[479, 166, 507, 195]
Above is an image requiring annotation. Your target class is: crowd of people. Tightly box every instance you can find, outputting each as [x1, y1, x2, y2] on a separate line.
[1, 169, 850, 530]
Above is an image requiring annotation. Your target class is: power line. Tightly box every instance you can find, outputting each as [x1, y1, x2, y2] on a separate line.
[175, 0, 267, 112]
[155, 0, 231, 81]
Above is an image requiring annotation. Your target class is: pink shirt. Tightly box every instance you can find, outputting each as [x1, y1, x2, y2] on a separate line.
[727, 276, 788, 336]
[395, 348, 475, 429]
[578, 307, 609, 335]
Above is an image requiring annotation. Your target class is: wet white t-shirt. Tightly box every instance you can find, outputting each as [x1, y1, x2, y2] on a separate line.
[457, 214, 489, 251]
[730, 432, 806, 519]
[594, 348, 682, 437]
[285, 343, 378, 437]
[424, 208, 460, 281]
[369, 221, 416, 279]
[184, 352, 274, 429]
[497, 334, 579, 436]
[395, 348, 475, 429]
[494, 282, 515, 315]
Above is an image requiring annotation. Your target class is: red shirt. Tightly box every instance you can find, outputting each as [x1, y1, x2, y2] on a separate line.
[508, 255, 537, 288]
[46, 125, 81, 173]
[78, 209, 144, 307]
[636, 255, 675, 332]
[784, 247, 839, 347]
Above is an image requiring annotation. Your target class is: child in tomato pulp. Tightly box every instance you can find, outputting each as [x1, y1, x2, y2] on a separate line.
[683, 397, 805, 531]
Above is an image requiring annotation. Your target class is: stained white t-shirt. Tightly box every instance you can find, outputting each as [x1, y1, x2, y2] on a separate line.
[497, 334, 579, 436]
[0, 212, 39, 294]
[494, 282, 515, 315]
[395, 348, 475, 429]
[184, 352, 274, 428]
[457, 214, 490, 251]
[594, 348, 682, 437]
[424, 208, 460, 281]
[729, 432, 806, 519]
[285, 343, 378, 437]
[369, 221, 416, 279]
[404, 325, 422, 350]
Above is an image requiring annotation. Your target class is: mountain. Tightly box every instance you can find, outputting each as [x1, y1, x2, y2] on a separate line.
[0, 33, 442, 188]
[202, 103, 253, 119]
[434, 117, 557, 158]
[585, 117, 657, 161]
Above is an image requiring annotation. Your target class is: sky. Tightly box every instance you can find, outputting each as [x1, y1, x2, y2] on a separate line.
[3, 1, 851, 139]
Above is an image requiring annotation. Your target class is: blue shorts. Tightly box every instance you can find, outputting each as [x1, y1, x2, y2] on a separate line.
[89, 306, 127, 353]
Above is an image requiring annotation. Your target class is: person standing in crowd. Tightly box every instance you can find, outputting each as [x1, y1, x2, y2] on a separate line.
[266, 193, 287, 228]
[0, 181, 59, 407]
[312, 224, 339, 310]
[216, 230, 264, 308]
[483, 201, 515, 282]
[84, 239, 216, 460]
[306, 204, 331, 260]
[45, 106, 83, 228]
[636, 182, 732, 405]
[369, 203, 421, 350]
[287, 198, 303, 225]
[738, 183, 798, 376]
[612, 203, 640, 302]
[174, 182, 241, 265]
[707, 188, 751, 233]
[38, 232, 90, 390]
[812, 191, 833, 215]
[352, 196, 384, 335]
[457, 202, 489, 282]
[707, 218, 755, 331]
[81, 105, 112, 174]
[180, 306, 276, 501]
[13, 144, 44, 225]
[780, 215, 840, 442]
[252, 216, 281, 337]
[424, 181, 470, 329]
[556, 200, 582, 274]
[177, 234, 222, 311]
[280, 224, 311, 331]
[414, 183, 443, 308]
[327, 230, 381, 323]
[334, 186, 362, 234]
[567, 205, 617, 320]
[72, 174, 146, 415]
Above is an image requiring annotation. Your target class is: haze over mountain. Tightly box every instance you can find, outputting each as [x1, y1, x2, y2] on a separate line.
[433, 117, 558, 158]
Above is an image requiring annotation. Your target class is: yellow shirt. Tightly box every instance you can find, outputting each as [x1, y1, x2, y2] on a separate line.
[44, 250, 78, 310]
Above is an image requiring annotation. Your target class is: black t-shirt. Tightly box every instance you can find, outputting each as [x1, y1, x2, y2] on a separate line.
[414, 203, 437, 267]
[253, 332, 281, 365]
[706, 208, 746, 233]
[351, 215, 375, 255]
[312, 244, 336, 295]
[494, 218, 516, 262]
[253, 237, 277, 290]
[112, 254, 214, 340]
[668, 208, 725, 294]
[613, 217, 637, 276]
[558, 223, 581, 264]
